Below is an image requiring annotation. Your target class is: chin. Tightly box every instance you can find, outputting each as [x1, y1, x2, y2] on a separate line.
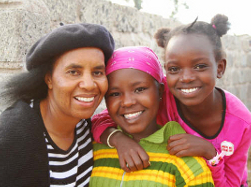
[74, 110, 95, 120]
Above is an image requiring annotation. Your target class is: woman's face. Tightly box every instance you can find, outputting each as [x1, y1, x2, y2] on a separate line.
[164, 34, 223, 107]
[45, 47, 108, 120]
[105, 69, 162, 140]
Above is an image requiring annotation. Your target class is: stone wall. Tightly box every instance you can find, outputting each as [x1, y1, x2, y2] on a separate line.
[1, 0, 251, 183]
[1, 0, 251, 112]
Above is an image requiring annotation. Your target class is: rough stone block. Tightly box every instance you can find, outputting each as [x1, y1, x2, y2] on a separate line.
[239, 84, 248, 104]
[247, 53, 251, 67]
[79, 0, 116, 31]
[225, 50, 234, 67]
[42, 0, 79, 25]
[240, 35, 251, 52]
[0, 0, 50, 68]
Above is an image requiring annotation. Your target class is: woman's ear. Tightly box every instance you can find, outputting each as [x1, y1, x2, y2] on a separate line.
[217, 58, 226, 79]
[45, 72, 53, 89]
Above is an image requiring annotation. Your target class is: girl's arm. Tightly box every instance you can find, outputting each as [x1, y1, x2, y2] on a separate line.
[91, 109, 117, 143]
[91, 109, 150, 172]
[167, 129, 251, 187]
[207, 126, 251, 187]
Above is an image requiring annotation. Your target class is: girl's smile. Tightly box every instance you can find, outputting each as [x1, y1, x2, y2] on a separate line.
[123, 110, 144, 120]
[165, 34, 221, 107]
[106, 69, 163, 141]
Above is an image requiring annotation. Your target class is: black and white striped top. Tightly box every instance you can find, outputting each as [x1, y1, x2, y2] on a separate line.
[44, 119, 93, 187]
[30, 100, 94, 187]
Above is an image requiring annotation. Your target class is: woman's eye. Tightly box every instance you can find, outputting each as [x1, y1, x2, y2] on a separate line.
[135, 87, 146, 93]
[93, 71, 104, 76]
[68, 70, 80, 76]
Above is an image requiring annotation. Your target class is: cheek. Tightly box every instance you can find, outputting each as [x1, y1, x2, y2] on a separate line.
[106, 98, 118, 114]
[97, 78, 108, 95]
[52, 78, 74, 94]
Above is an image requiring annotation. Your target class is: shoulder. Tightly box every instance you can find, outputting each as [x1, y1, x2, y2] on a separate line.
[92, 142, 118, 159]
[0, 99, 45, 145]
[223, 90, 251, 124]
[163, 121, 186, 135]
[169, 155, 213, 185]
[0, 100, 39, 131]
[0, 100, 32, 122]
[0, 100, 49, 186]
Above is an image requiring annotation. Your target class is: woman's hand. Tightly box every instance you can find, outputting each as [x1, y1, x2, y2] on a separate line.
[109, 131, 150, 172]
[167, 134, 216, 160]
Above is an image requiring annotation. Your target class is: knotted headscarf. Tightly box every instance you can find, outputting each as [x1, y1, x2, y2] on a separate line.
[106, 46, 178, 127]
[106, 46, 165, 84]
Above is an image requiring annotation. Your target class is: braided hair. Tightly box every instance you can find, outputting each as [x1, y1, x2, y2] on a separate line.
[154, 14, 230, 62]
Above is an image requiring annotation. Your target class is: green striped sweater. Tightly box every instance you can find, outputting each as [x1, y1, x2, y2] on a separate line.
[90, 121, 214, 187]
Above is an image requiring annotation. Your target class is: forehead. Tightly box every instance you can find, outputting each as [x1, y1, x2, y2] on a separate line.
[107, 69, 156, 85]
[53, 47, 105, 69]
[166, 34, 214, 55]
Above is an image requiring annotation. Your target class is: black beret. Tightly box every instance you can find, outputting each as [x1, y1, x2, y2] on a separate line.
[26, 23, 115, 71]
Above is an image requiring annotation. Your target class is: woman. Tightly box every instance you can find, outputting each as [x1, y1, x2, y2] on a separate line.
[0, 22, 114, 186]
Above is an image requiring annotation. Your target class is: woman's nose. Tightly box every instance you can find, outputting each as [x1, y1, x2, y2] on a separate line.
[79, 73, 96, 90]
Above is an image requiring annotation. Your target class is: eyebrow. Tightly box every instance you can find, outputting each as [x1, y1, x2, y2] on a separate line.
[94, 65, 106, 70]
[66, 64, 83, 69]
[108, 81, 147, 90]
[191, 57, 209, 63]
[65, 64, 105, 69]
[166, 57, 209, 64]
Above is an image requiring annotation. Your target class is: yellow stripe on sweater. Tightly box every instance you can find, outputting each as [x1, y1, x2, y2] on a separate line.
[148, 152, 196, 182]
[123, 169, 176, 186]
[93, 149, 119, 160]
[186, 170, 214, 185]
[92, 166, 176, 186]
[92, 167, 124, 180]
[93, 149, 211, 185]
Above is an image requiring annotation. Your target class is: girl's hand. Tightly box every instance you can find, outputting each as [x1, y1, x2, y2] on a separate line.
[167, 134, 216, 160]
[110, 131, 150, 172]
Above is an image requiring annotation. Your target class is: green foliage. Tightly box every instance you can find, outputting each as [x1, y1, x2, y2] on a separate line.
[133, 0, 142, 10]
[170, 0, 189, 18]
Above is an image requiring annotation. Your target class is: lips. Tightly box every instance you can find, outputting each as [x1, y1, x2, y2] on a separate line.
[75, 96, 95, 102]
[123, 111, 143, 120]
[180, 87, 199, 94]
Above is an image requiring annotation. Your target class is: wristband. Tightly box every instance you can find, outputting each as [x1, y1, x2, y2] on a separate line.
[208, 151, 225, 166]
[107, 129, 122, 148]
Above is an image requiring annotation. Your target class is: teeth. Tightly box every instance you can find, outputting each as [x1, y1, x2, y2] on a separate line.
[181, 88, 198, 93]
[124, 111, 142, 119]
[75, 97, 94, 102]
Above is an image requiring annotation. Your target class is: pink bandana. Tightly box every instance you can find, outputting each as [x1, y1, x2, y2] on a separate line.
[106, 46, 165, 84]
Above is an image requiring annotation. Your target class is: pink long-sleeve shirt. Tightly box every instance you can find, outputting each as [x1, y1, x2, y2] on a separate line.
[91, 87, 251, 187]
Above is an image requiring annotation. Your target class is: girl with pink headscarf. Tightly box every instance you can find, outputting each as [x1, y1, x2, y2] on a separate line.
[90, 46, 214, 187]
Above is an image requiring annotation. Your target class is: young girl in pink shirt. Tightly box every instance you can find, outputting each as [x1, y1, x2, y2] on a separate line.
[92, 14, 251, 187]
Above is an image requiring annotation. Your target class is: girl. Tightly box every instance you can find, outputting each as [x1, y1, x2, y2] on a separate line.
[90, 46, 214, 187]
[92, 14, 251, 187]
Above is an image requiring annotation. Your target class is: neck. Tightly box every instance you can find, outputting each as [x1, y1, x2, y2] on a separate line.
[40, 99, 79, 138]
[179, 88, 221, 115]
[130, 121, 159, 143]
[177, 88, 223, 133]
